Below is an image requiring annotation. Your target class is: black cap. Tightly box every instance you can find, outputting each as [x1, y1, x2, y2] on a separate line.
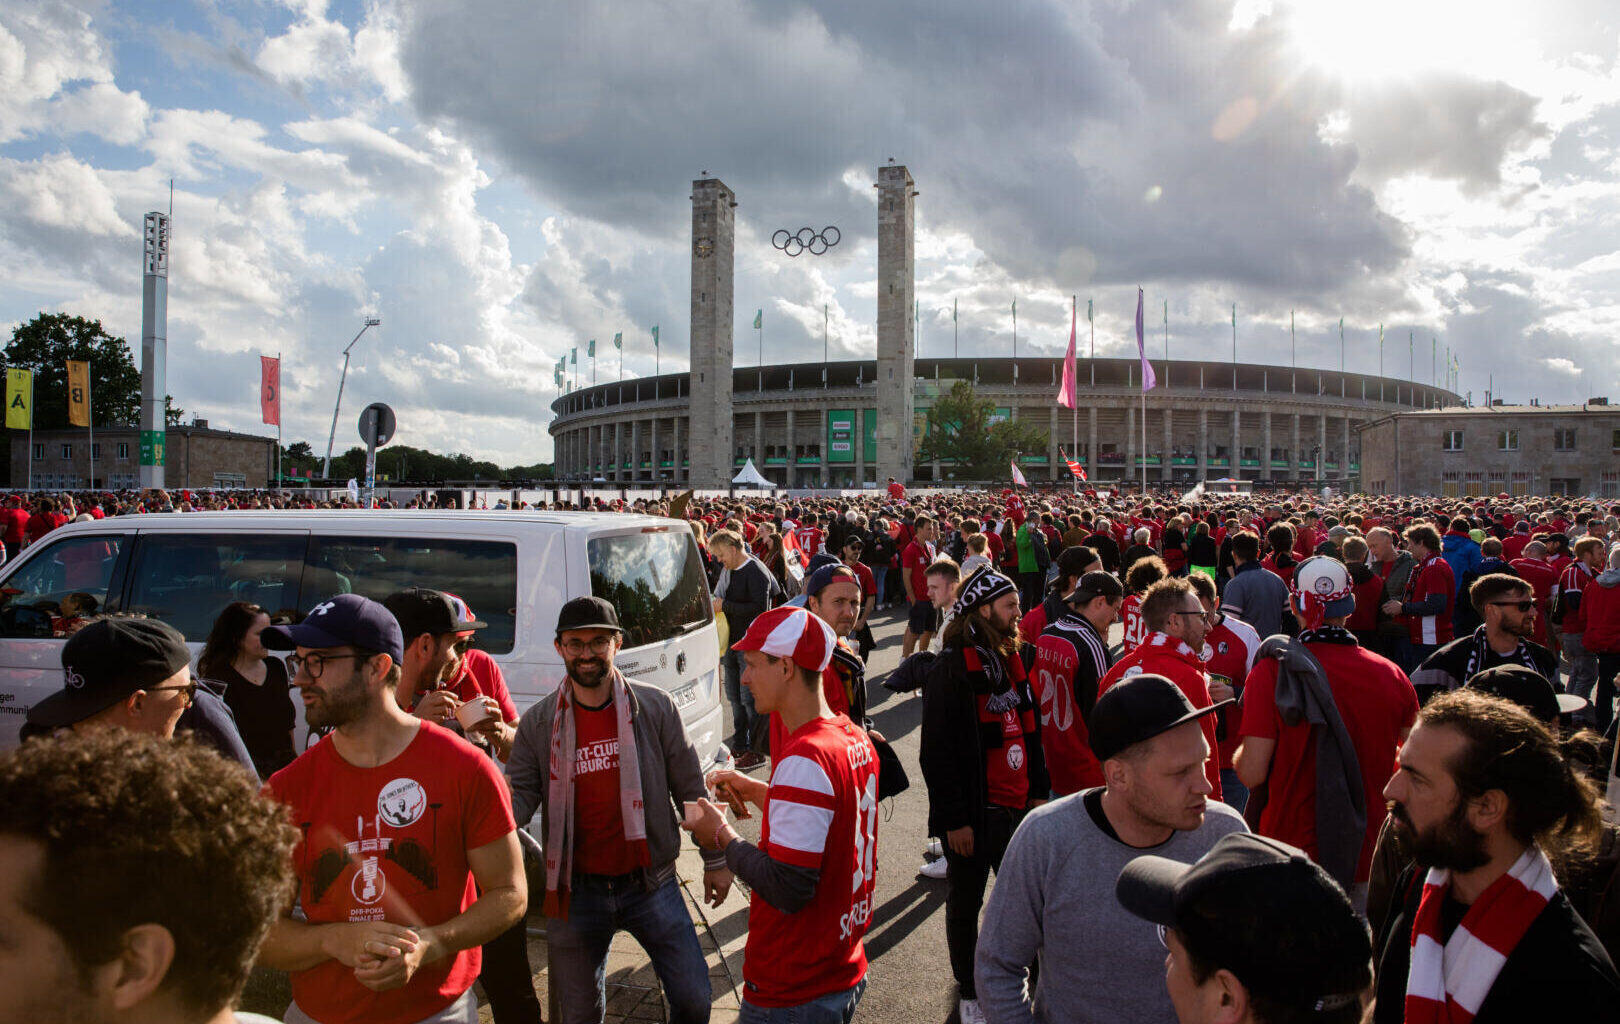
[1116, 832, 1371, 1014]
[262, 593, 405, 666]
[1088, 673, 1232, 762]
[555, 596, 621, 636]
[1467, 665, 1586, 723]
[29, 618, 192, 729]
[1066, 570, 1124, 606]
[383, 587, 486, 643]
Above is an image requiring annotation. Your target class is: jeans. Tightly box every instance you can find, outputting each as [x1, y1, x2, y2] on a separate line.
[546, 874, 712, 1024]
[1563, 632, 1599, 714]
[722, 649, 758, 754]
[943, 806, 1022, 999]
[739, 978, 866, 1024]
[1595, 652, 1620, 734]
[1219, 768, 1249, 814]
[1017, 571, 1045, 614]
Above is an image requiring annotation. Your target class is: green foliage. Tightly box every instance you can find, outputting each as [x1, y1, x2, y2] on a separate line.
[3, 314, 142, 427]
[283, 442, 549, 483]
[916, 380, 1050, 480]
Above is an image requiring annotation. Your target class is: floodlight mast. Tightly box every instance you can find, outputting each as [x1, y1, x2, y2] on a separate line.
[322, 317, 381, 479]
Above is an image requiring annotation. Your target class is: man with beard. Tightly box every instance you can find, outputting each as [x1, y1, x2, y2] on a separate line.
[1373, 689, 1619, 1022]
[921, 568, 1050, 1024]
[383, 589, 514, 760]
[767, 563, 869, 756]
[0, 729, 297, 1024]
[975, 674, 1245, 1024]
[1410, 575, 1557, 702]
[836, 534, 877, 662]
[504, 597, 727, 1024]
[1383, 524, 1455, 672]
[258, 594, 525, 1024]
[1366, 527, 1416, 663]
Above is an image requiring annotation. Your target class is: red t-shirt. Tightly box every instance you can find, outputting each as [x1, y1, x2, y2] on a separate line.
[1121, 594, 1147, 653]
[902, 540, 934, 601]
[847, 560, 876, 607]
[0, 508, 28, 548]
[567, 702, 640, 875]
[887, 481, 905, 499]
[266, 723, 516, 1024]
[1098, 638, 1222, 799]
[1510, 557, 1558, 646]
[985, 531, 1005, 564]
[1404, 555, 1455, 646]
[1557, 561, 1594, 635]
[795, 527, 824, 558]
[1502, 533, 1531, 562]
[1347, 568, 1386, 633]
[981, 692, 1034, 808]
[1239, 640, 1418, 882]
[1032, 619, 1108, 795]
[1203, 616, 1261, 770]
[24, 511, 64, 543]
[744, 715, 877, 1007]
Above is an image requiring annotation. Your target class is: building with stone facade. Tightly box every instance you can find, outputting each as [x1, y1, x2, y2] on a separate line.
[9, 421, 276, 490]
[1358, 402, 1620, 498]
[549, 356, 1455, 488]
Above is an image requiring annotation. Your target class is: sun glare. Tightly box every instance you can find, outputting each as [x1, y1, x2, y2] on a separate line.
[1279, 0, 1531, 85]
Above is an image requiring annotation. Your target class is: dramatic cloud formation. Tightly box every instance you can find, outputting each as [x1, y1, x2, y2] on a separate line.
[0, 0, 1617, 465]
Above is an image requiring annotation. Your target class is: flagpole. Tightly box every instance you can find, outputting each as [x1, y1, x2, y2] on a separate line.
[1088, 298, 1095, 386]
[1072, 295, 1079, 495]
[953, 297, 958, 358]
[823, 304, 829, 364]
[1340, 318, 1345, 373]
[273, 352, 280, 487]
[87, 368, 95, 490]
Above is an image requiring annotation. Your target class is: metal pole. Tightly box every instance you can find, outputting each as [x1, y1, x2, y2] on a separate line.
[322, 317, 379, 478]
[1141, 385, 1147, 494]
[274, 350, 280, 487]
[87, 370, 95, 489]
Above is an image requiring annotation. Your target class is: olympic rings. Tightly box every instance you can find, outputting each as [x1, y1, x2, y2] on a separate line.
[771, 225, 841, 257]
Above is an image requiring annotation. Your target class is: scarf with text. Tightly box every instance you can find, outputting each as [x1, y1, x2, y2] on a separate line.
[1405, 845, 1556, 1024]
[543, 667, 649, 919]
[1462, 624, 1542, 680]
[962, 643, 1027, 713]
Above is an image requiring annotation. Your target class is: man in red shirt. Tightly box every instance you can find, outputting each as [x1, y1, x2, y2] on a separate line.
[258, 594, 524, 1024]
[1032, 571, 1121, 796]
[887, 476, 906, 500]
[1556, 536, 1606, 716]
[1235, 557, 1418, 912]
[0, 496, 28, 552]
[1510, 539, 1559, 649]
[902, 515, 939, 658]
[1188, 573, 1260, 812]
[1382, 523, 1454, 671]
[1098, 577, 1223, 800]
[793, 514, 824, 559]
[689, 606, 879, 1022]
[837, 534, 877, 662]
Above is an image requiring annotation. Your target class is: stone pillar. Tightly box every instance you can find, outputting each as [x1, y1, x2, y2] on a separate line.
[1197, 408, 1209, 480]
[875, 164, 916, 485]
[1343, 416, 1352, 481]
[1231, 409, 1241, 478]
[1261, 411, 1273, 482]
[819, 406, 829, 487]
[1088, 406, 1098, 483]
[688, 177, 736, 488]
[1161, 406, 1173, 482]
[1317, 413, 1328, 485]
[1292, 413, 1302, 482]
[649, 417, 661, 485]
[754, 411, 764, 469]
[1125, 404, 1136, 482]
[675, 417, 686, 484]
[631, 420, 642, 484]
[613, 421, 624, 483]
[786, 408, 796, 487]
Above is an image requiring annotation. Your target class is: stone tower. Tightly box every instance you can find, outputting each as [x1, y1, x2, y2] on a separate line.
[688, 177, 736, 489]
[139, 211, 169, 489]
[875, 163, 916, 485]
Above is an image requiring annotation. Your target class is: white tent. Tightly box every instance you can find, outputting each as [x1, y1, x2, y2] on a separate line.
[732, 459, 771, 487]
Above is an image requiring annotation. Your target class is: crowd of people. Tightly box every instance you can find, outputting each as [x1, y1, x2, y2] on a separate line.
[4, 480, 1620, 1024]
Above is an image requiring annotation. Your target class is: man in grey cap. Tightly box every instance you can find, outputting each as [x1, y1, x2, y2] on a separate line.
[974, 674, 1246, 1024]
[504, 596, 727, 1024]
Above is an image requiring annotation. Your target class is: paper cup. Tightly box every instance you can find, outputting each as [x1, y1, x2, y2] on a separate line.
[455, 698, 495, 730]
[683, 800, 705, 827]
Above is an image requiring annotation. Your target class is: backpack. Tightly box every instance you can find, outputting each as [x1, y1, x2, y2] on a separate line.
[1031, 527, 1051, 571]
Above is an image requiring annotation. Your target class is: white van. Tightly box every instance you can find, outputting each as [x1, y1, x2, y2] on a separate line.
[0, 510, 724, 756]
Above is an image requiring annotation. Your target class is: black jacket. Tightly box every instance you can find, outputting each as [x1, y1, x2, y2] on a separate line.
[1084, 532, 1120, 574]
[919, 645, 1049, 839]
[720, 557, 778, 635]
[1373, 863, 1620, 1024]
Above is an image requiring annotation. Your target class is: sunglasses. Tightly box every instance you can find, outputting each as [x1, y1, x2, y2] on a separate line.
[145, 678, 199, 705]
[1488, 600, 1535, 613]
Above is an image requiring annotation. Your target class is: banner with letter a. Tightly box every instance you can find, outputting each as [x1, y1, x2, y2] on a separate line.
[5, 369, 32, 429]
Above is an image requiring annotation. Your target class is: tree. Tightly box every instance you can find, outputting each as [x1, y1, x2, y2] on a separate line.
[3, 314, 141, 427]
[165, 395, 184, 427]
[916, 380, 1050, 480]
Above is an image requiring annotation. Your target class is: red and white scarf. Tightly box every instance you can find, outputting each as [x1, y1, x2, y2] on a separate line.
[1405, 845, 1557, 1024]
[543, 668, 650, 919]
[1142, 630, 1202, 663]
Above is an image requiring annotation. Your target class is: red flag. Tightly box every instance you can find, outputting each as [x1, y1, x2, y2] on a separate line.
[1060, 446, 1088, 482]
[1010, 461, 1029, 488]
[1058, 302, 1077, 409]
[260, 355, 281, 426]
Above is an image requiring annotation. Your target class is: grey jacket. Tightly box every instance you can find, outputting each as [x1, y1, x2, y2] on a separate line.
[506, 677, 724, 887]
[1376, 552, 1417, 637]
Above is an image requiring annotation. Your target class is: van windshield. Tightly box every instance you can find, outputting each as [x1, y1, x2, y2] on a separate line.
[587, 529, 712, 649]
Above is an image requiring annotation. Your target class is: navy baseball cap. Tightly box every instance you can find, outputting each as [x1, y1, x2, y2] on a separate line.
[262, 594, 405, 665]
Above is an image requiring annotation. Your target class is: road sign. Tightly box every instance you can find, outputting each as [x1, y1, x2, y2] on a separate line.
[358, 402, 396, 447]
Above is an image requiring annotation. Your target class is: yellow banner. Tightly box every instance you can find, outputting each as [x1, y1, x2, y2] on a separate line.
[66, 360, 90, 427]
[5, 369, 31, 430]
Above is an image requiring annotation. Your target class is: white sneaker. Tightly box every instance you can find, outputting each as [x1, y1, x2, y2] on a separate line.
[918, 857, 948, 879]
[925, 837, 944, 858]
[959, 997, 986, 1024]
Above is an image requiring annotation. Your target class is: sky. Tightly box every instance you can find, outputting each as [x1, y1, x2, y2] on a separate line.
[3, 0, 1619, 464]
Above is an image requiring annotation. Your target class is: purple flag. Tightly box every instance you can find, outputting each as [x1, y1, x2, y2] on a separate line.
[1136, 288, 1156, 391]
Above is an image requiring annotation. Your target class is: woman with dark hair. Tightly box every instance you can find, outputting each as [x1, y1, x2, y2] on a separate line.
[1262, 521, 1299, 587]
[199, 601, 295, 777]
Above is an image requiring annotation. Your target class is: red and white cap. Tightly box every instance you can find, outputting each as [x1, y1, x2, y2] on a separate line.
[444, 592, 480, 636]
[731, 606, 836, 673]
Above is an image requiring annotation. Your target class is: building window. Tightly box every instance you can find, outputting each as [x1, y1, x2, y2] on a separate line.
[90, 443, 101, 460]
[1497, 430, 1518, 452]
[1442, 430, 1463, 452]
[31, 444, 43, 461]
[1554, 428, 1576, 451]
[1612, 429, 1620, 451]
[117, 442, 130, 460]
[60, 444, 73, 459]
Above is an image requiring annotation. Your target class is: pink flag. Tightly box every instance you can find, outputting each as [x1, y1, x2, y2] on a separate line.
[1058, 302, 1077, 409]
[1010, 462, 1028, 488]
[260, 355, 281, 426]
[1136, 288, 1156, 391]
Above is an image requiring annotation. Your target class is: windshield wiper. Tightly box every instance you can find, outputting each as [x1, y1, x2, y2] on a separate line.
[667, 619, 708, 636]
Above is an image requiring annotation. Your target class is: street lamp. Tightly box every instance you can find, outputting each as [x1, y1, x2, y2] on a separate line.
[322, 317, 381, 479]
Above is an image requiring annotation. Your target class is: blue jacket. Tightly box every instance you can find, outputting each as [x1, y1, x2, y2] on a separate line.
[1441, 531, 1482, 594]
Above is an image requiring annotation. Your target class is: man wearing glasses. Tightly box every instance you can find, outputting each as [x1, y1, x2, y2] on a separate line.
[1410, 573, 1558, 702]
[257, 593, 525, 1024]
[22, 616, 254, 772]
[505, 596, 728, 1024]
[383, 588, 517, 762]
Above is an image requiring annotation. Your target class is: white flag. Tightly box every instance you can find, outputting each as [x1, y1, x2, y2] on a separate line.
[1010, 462, 1028, 488]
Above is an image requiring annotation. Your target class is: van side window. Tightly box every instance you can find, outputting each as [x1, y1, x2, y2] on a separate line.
[303, 537, 518, 655]
[126, 534, 307, 640]
[588, 530, 712, 649]
[0, 535, 123, 638]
